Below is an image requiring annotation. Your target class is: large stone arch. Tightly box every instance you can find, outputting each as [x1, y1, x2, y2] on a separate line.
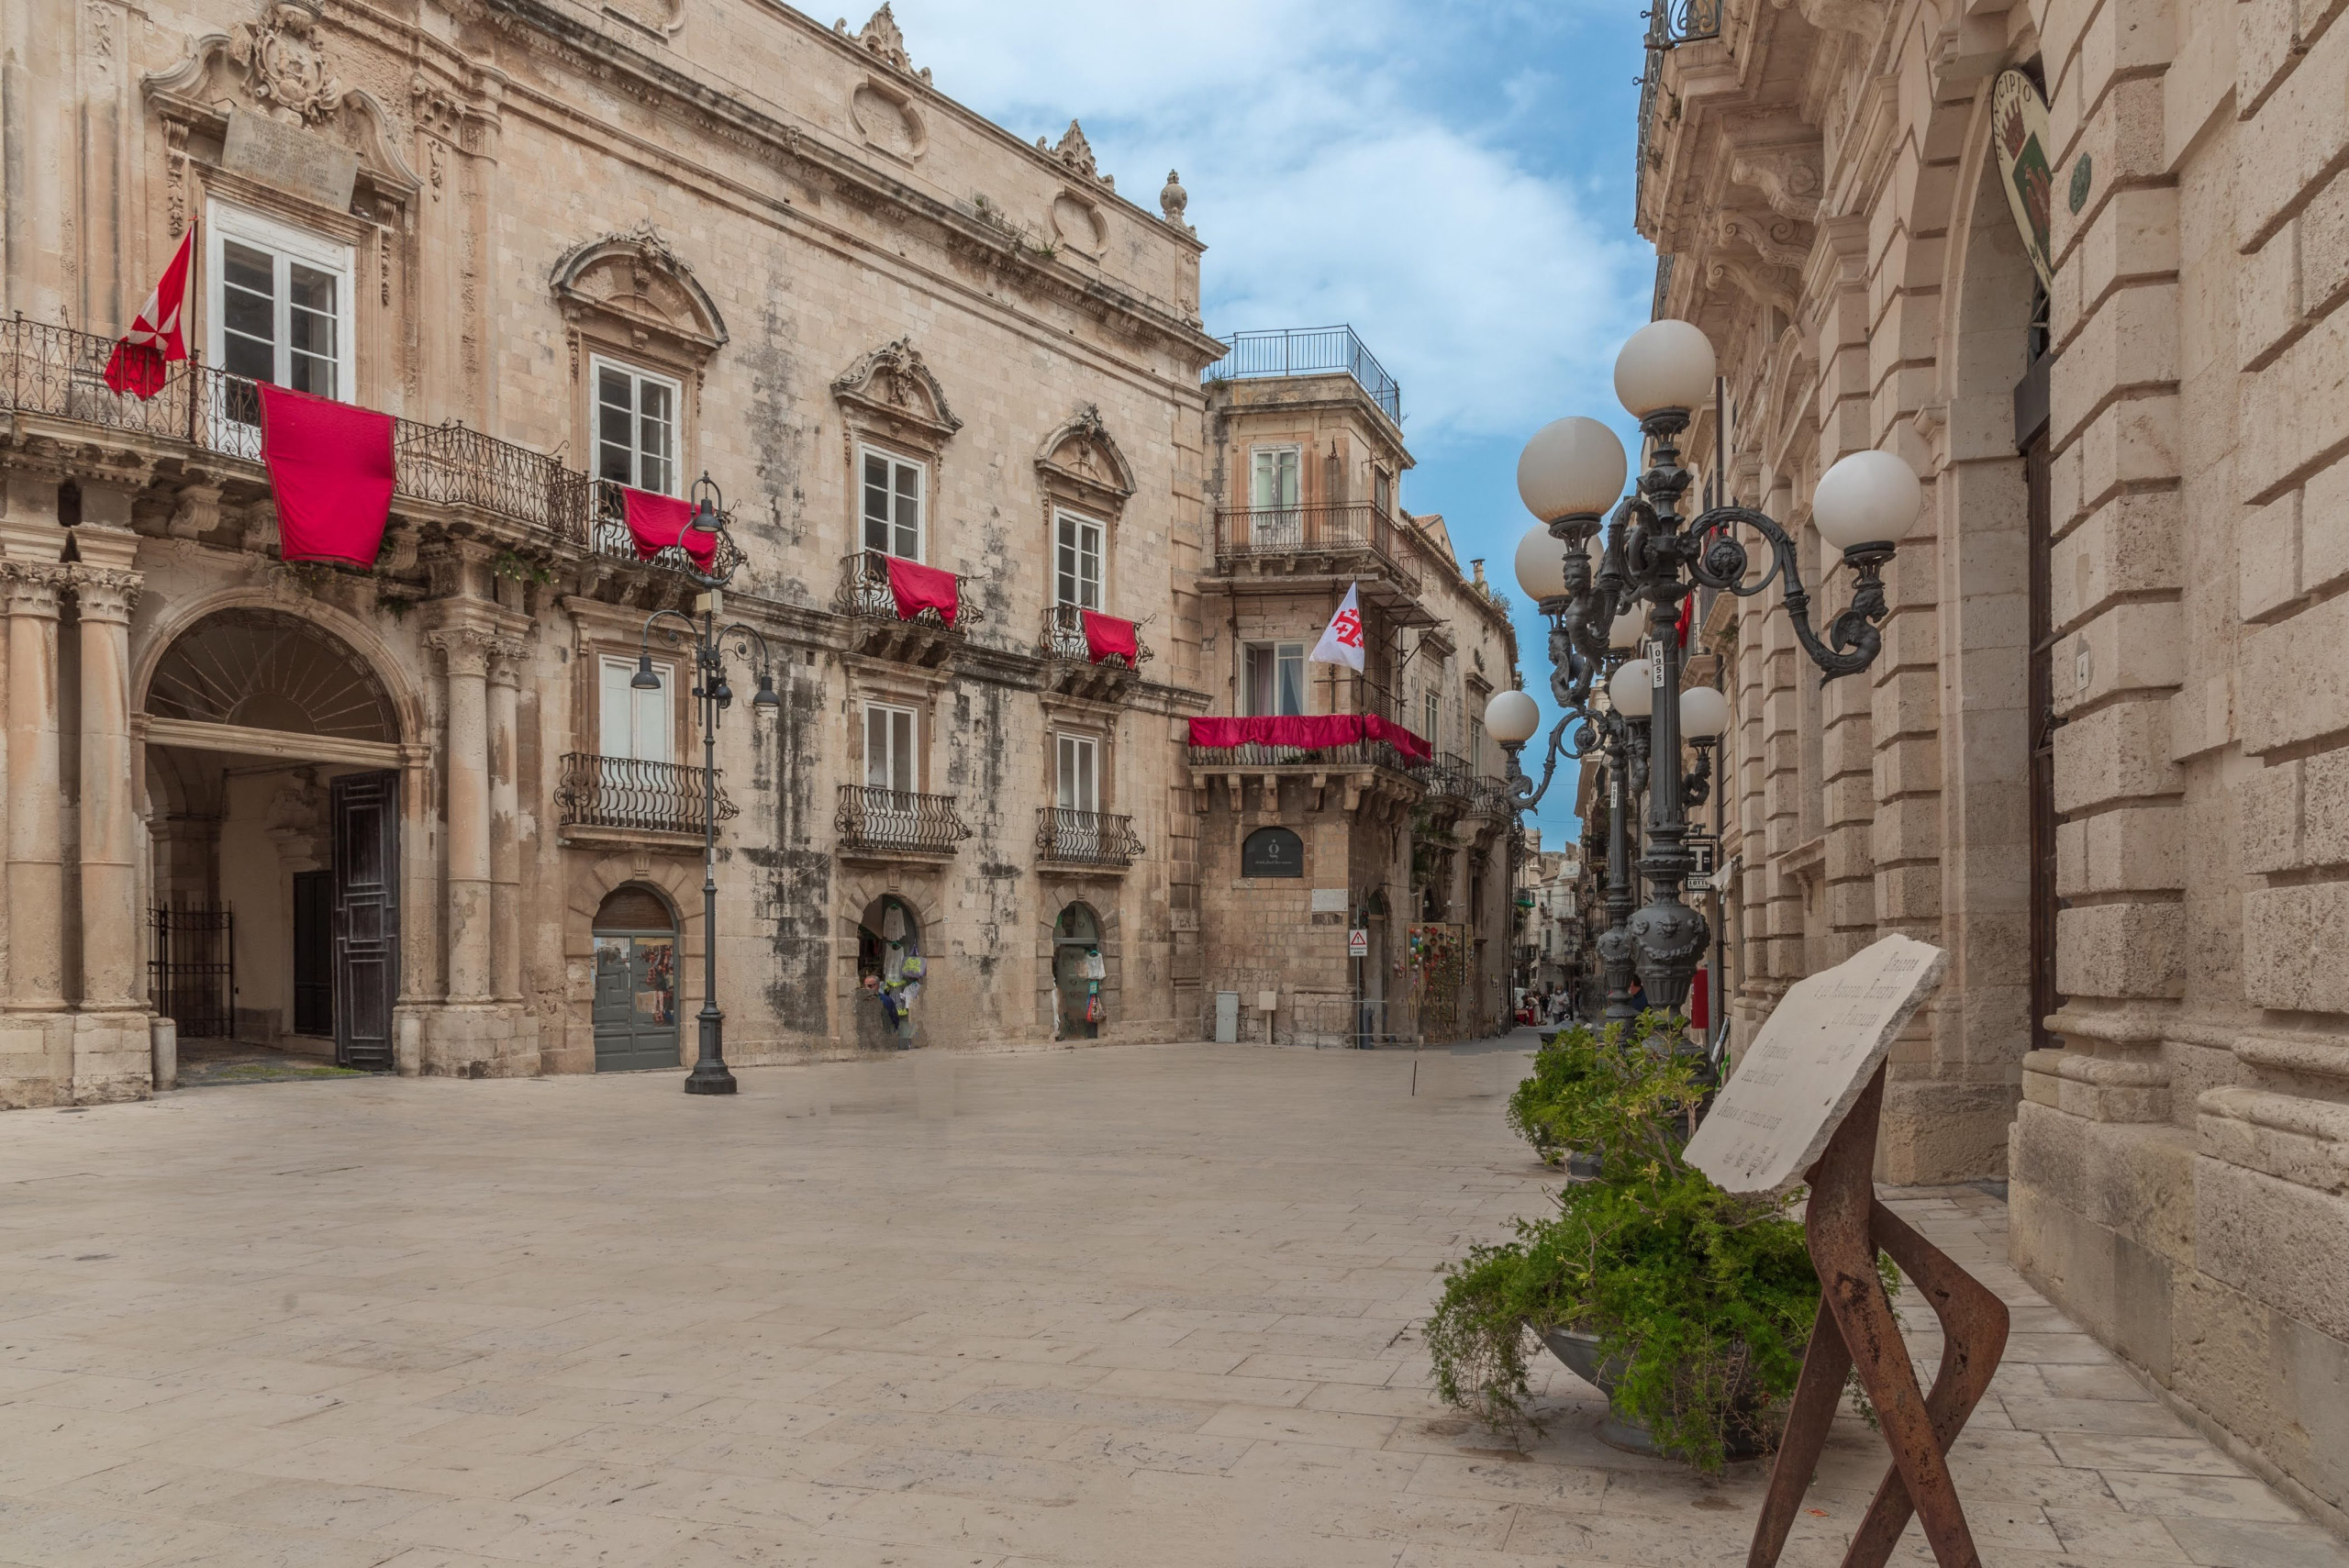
[556, 851, 705, 1073]
[131, 588, 428, 746]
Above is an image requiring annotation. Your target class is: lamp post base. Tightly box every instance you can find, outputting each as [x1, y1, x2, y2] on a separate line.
[684, 1008, 736, 1095]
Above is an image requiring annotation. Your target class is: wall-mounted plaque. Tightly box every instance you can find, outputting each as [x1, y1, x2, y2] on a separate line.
[223, 109, 359, 211]
[1241, 827, 1303, 878]
[1990, 69, 2056, 291]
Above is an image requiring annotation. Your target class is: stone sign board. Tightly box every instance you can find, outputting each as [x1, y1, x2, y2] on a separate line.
[223, 110, 359, 211]
[1683, 933, 1948, 1196]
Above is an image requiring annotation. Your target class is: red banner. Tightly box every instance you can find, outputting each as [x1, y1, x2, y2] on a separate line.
[1187, 714, 1431, 762]
[619, 486, 716, 571]
[1080, 610, 1138, 665]
[885, 556, 959, 625]
[259, 384, 395, 566]
[105, 222, 196, 400]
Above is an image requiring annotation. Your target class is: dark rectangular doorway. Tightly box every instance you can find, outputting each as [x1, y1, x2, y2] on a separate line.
[330, 772, 401, 1071]
[292, 869, 333, 1037]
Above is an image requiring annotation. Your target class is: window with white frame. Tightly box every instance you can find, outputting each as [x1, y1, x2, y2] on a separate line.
[1054, 511, 1103, 609]
[1249, 445, 1301, 547]
[597, 655, 674, 763]
[594, 359, 681, 496]
[205, 203, 353, 443]
[861, 449, 924, 560]
[1056, 733, 1098, 813]
[863, 702, 917, 795]
[1243, 640, 1307, 717]
[1424, 690, 1441, 749]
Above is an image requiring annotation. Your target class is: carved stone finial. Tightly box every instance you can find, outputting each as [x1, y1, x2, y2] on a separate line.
[1159, 170, 1188, 227]
[843, 4, 921, 77]
[1052, 119, 1097, 178]
[228, 0, 344, 126]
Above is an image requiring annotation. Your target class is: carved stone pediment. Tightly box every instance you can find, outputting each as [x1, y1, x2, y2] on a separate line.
[1038, 119, 1114, 192]
[836, 5, 932, 83]
[1034, 405, 1134, 513]
[830, 339, 960, 448]
[550, 222, 729, 361]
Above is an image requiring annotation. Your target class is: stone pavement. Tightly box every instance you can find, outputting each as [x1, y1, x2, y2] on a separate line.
[0, 1040, 2339, 1568]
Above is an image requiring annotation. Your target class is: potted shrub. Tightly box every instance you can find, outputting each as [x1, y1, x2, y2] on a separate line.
[1428, 1014, 1894, 1472]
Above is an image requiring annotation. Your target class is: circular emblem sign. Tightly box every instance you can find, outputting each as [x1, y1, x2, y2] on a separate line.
[1991, 68, 2057, 290]
[2068, 153, 2092, 215]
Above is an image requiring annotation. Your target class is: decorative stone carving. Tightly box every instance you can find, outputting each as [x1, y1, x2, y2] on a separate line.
[70, 569, 144, 624]
[1772, 0, 1883, 40]
[1159, 170, 1189, 228]
[1717, 208, 1810, 271]
[1729, 145, 1823, 223]
[1034, 404, 1135, 513]
[850, 77, 925, 161]
[600, 0, 686, 40]
[0, 563, 70, 617]
[1049, 191, 1106, 256]
[1039, 120, 1113, 191]
[228, 0, 344, 126]
[429, 625, 499, 679]
[829, 338, 961, 447]
[551, 221, 728, 370]
[1707, 255, 1798, 317]
[836, 5, 930, 83]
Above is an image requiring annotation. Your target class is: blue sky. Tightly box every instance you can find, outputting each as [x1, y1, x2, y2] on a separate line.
[884, 1, 1658, 847]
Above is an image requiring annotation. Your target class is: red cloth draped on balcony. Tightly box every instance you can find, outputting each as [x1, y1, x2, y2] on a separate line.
[257, 384, 395, 566]
[1187, 714, 1431, 762]
[619, 486, 717, 571]
[1080, 610, 1138, 665]
[884, 555, 959, 625]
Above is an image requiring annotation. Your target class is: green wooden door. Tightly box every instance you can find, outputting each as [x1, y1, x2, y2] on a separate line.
[593, 933, 680, 1071]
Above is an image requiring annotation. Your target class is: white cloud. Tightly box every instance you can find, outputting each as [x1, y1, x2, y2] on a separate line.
[880, 0, 1649, 448]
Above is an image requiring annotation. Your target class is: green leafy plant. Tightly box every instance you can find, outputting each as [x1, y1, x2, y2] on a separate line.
[1429, 1014, 1896, 1472]
[492, 549, 552, 585]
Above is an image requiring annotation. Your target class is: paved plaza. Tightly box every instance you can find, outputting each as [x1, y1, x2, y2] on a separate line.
[0, 1040, 2340, 1568]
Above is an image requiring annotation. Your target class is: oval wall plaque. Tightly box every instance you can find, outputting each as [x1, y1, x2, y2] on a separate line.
[1991, 68, 2057, 291]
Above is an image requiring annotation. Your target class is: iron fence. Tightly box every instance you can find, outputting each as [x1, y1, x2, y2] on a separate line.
[1185, 739, 1427, 774]
[1034, 806, 1143, 868]
[1036, 603, 1150, 668]
[149, 903, 234, 1039]
[836, 784, 972, 855]
[1201, 327, 1402, 425]
[556, 752, 738, 835]
[1210, 503, 1423, 597]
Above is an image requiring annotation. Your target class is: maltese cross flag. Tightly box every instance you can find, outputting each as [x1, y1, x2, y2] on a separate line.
[1310, 584, 1367, 672]
[105, 222, 196, 400]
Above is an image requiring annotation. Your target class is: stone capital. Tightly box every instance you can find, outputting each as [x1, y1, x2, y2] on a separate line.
[486, 637, 529, 688]
[70, 567, 144, 624]
[0, 562, 72, 617]
[429, 625, 499, 679]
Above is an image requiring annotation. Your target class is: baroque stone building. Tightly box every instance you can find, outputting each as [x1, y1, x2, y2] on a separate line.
[1635, 0, 2349, 1527]
[0, 0, 1513, 1105]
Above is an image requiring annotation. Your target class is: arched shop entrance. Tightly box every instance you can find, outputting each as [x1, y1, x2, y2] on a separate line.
[855, 894, 926, 1048]
[1052, 902, 1103, 1040]
[591, 884, 681, 1071]
[142, 606, 406, 1072]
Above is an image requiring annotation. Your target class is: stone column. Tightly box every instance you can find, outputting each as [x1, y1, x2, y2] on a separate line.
[487, 639, 524, 1003]
[72, 567, 142, 1008]
[431, 628, 494, 1004]
[4, 565, 67, 1010]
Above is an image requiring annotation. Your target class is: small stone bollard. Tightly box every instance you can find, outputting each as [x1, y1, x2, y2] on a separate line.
[150, 1018, 177, 1091]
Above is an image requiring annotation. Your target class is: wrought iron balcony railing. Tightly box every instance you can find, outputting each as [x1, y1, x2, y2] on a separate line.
[1185, 736, 1430, 775]
[835, 784, 972, 857]
[1210, 503, 1423, 597]
[1423, 751, 1474, 805]
[1035, 806, 1143, 869]
[557, 753, 738, 836]
[563, 476, 747, 580]
[831, 550, 985, 630]
[1201, 327, 1402, 425]
[1036, 603, 1151, 669]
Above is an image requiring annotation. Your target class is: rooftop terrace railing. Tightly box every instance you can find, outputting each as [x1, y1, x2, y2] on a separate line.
[1201, 327, 1401, 425]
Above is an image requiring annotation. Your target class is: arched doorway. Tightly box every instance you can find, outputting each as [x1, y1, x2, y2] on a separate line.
[1052, 902, 1103, 1040]
[592, 884, 680, 1071]
[141, 607, 406, 1074]
[855, 894, 925, 1048]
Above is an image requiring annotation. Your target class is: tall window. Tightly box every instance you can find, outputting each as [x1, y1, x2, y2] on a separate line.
[1056, 733, 1098, 812]
[1249, 445, 1301, 548]
[1424, 691, 1441, 749]
[1055, 512, 1103, 609]
[1374, 467, 1394, 517]
[598, 656, 673, 763]
[1244, 641, 1307, 717]
[862, 450, 924, 560]
[864, 703, 917, 795]
[205, 203, 352, 446]
[595, 361, 680, 495]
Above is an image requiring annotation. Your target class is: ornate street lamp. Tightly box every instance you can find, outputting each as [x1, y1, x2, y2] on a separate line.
[1481, 321, 1924, 1018]
[631, 473, 783, 1095]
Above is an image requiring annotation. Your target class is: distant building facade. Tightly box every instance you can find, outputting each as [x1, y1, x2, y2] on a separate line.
[1635, 0, 2349, 1529]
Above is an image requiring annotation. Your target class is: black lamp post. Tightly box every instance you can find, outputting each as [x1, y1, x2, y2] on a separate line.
[630, 473, 782, 1095]
[1480, 321, 1924, 1019]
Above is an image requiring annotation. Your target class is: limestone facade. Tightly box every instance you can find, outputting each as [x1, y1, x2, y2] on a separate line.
[1635, 0, 2349, 1527]
[0, 0, 1515, 1104]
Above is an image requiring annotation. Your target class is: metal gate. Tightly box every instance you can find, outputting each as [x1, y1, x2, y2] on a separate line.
[150, 905, 235, 1038]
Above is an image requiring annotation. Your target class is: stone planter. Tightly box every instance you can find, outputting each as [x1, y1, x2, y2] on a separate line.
[1539, 1328, 1771, 1462]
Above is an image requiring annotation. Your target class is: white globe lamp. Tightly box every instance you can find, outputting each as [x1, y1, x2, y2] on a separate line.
[1613, 320, 1717, 418]
[1485, 688, 1541, 747]
[1609, 659, 1654, 718]
[1516, 417, 1629, 523]
[1608, 607, 1645, 651]
[1679, 684, 1730, 741]
[1812, 450, 1924, 551]
[1512, 525, 1569, 602]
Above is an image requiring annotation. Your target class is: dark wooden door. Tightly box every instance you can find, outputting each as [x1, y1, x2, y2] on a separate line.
[291, 869, 333, 1037]
[330, 772, 400, 1071]
[2026, 428, 2063, 1051]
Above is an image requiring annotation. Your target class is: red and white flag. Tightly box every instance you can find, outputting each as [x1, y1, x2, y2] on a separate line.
[105, 223, 196, 400]
[1310, 583, 1367, 672]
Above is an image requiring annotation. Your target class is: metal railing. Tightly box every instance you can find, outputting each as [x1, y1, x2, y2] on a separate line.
[1423, 751, 1474, 805]
[556, 753, 738, 835]
[565, 477, 747, 579]
[1467, 775, 1513, 817]
[832, 550, 983, 629]
[1201, 327, 1402, 425]
[149, 903, 235, 1040]
[1210, 503, 1423, 596]
[1037, 603, 1151, 669]
[1185, 737, 1428, 773]
[1034, 806, 1143, 868]
[836, 784, 972, 856]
